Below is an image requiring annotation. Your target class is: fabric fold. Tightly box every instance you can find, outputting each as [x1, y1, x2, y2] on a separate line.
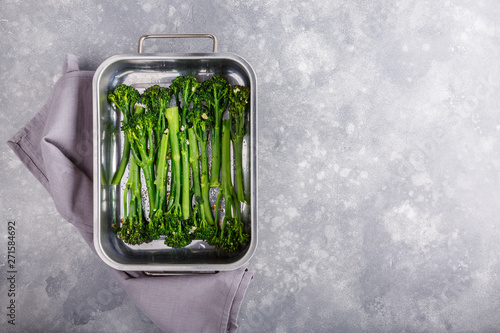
[6, 53, 253, 333]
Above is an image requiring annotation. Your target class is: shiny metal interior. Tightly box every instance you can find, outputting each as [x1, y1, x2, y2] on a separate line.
[92, 53, 257, 272]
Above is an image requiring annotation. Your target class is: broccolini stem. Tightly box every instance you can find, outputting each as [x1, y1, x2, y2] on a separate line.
[131, 133, 156, 217]
[180, 135, 191, 220]
[215, 119, 231, 229]
[110, 136, 131, 185]
[154, 130, 170, 213]
[209, 90, 225, 188]
[166, 107, 182, 214]
[228, 84, 250, 206]
[124, 103, 157, 215]
[214, 186, 223, 226]
[123, 159, 137, 221]
[123, 178, 130, 220]
[221, 119, 241, 222]
[233, 135, 247, 204]
[143, 161, 156, 216]
[199, 139, 214, 225]
[210, 126, 222, 188]
[188, 128, 205, 222]
[129, 157, 142, 220]
[200, 75, 229, 189]
[167, 164, 177, 210]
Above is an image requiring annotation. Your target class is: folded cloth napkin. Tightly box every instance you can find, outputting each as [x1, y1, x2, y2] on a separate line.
[7, 54, 253, 333]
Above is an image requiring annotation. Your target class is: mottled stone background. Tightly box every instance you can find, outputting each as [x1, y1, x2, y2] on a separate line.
[2, 0, 500, 332]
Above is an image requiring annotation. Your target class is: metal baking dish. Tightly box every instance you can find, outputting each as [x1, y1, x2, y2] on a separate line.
[92, 34, 257, 273]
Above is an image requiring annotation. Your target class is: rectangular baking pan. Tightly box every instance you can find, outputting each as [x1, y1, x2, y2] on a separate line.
[92, 34, 257, 273]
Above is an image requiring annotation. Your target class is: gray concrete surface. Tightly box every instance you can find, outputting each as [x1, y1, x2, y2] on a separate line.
[2, 0, 500, 332]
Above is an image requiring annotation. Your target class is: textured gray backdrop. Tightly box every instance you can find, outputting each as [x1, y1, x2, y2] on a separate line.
[2, 0, 500, 332]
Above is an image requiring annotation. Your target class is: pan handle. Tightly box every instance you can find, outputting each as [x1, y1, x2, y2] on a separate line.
[138, 33, 218, 53]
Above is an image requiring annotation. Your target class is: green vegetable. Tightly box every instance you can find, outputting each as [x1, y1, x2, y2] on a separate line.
[209, 119, 250, 253]
[107, 84, 141, 185]
[188, 93, 215, 226]
[200, 75, 230, 188]
[109, 76, 251, 252]
[165, 106, 182, 217]
[228, 85, 250, 204]
[141, 85, 172, 220]
[122, 104, 157, 219]
[115, 113, 152, 245]
[170, 75, 201, 221]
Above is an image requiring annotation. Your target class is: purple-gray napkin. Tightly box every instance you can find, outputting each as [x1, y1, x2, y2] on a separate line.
[7, 54, 253, 333]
